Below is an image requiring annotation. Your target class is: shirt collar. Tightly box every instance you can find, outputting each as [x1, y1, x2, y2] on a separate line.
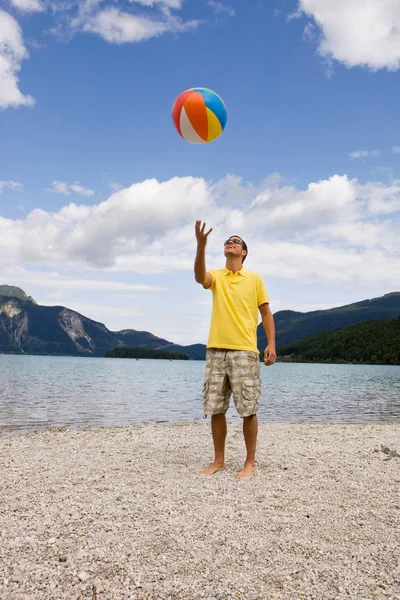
[223, 267, 247, 276]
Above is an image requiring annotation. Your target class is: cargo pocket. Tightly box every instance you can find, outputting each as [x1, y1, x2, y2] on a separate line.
[203, 376, 229, 415]
[241, 378, 262, 416]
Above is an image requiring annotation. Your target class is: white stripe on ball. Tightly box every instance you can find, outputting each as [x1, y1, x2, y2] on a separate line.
[179, 107, 207, 144]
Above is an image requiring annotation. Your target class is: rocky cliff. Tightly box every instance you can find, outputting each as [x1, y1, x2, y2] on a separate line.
[0, 296, 121, 356]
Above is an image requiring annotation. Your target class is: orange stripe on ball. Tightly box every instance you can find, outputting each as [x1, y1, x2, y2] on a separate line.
[183, 92, 208, 141]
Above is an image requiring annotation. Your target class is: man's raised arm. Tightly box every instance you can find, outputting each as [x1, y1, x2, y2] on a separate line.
[194, 220, 213, 288]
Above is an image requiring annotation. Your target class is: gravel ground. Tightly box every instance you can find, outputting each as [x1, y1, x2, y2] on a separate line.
[0, 422, 399, 600]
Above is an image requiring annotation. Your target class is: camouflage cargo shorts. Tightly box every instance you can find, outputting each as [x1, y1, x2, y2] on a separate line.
[202, 349, 262, 418]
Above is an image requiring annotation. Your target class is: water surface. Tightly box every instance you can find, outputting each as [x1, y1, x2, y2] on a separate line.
[0, 355, 399, 433]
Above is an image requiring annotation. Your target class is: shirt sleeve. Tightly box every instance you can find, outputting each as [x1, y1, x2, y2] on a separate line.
[208, 269, 216, 290]
[256, 275, 269, 306]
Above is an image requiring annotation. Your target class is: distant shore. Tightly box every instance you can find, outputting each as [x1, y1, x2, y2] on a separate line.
[276, 356, 400, 365]
[1, 422, 400, 599]
[2, 351, 400, 366]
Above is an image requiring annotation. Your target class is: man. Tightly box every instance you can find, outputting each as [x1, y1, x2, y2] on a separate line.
[194, 220, 276, 480]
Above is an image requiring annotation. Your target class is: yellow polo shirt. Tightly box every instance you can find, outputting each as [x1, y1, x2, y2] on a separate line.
[206, 267, 269, 353]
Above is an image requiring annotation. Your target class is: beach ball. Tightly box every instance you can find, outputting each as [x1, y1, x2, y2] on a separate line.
[172, 88, 227, 144]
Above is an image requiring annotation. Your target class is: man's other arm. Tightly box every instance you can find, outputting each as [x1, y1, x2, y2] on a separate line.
[259, 302, 276, 365]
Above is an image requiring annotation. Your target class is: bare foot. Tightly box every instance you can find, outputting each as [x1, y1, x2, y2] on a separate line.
[236, 463, 255, 480]
[201, 462, 225, 475]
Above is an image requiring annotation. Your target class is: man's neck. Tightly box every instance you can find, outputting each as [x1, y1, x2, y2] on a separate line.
[225, 258, 243, 274]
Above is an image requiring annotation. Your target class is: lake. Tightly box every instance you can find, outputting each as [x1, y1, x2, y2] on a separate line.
[0, 355, 399, 433]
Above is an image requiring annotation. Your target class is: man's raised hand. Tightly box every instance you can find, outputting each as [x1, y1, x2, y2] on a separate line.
[195, 220, 213, 245]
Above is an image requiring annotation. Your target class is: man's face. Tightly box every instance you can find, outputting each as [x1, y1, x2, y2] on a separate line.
[224, 236, 246, 261]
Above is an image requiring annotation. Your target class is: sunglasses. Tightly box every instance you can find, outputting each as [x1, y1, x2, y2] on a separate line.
[224, 238, 243, 246]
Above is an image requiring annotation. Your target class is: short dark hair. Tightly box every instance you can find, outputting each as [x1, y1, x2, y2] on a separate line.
[230, 235, 248, 263]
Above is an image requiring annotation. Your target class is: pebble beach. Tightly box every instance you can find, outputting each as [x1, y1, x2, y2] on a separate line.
[1, 422, 399, 600]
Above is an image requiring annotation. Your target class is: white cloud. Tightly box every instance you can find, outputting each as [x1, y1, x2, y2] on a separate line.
[1, 173, 399, 342]
[17, 272, 164, 294]
[393, 146, 400, 154]
[82, 7, 199, 43]
[5, 0, 201, 52]
[31, 176, 212, 267]
[0, 10, 35, 109]
[359, 179, 400, 215]
[48, 181, 95, 197]
[129, 0, 183, 7]
[208, 1, 236, 17]
[349, 150, 381, 159]
[225, 174, 361, 236]
[0, 180, 23, 194]
[248, 242, 400, 289]
[10, 0, 44, 13]
[298, 0, 400, 71]
[0, 173, 398, 279]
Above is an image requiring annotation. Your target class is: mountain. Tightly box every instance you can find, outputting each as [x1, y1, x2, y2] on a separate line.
[257, 292, 400, 352]
[0, 285, 37, 304]
[1, 286, 400, 360]
[114, 293, 400, 359]
[0, 295, 121, 356]
[278, 317, 400, 365]
[114, 329, 173, 350]
[0, 291, 203, 358]
[114, 331, 207, 360]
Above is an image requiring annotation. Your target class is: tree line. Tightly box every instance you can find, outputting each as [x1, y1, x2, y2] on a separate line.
[105, 347, 190, 360]
[278, 317, 400, 365]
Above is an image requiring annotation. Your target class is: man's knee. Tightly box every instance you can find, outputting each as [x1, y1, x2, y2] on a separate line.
[211, 412, 227, 420]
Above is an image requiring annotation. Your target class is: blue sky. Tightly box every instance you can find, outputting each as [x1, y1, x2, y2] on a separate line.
[1, 0, 400, 345]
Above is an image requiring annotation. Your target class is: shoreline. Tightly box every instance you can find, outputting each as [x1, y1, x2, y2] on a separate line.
[2, 416, 400, 437]
[1, 422, 400, 599]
